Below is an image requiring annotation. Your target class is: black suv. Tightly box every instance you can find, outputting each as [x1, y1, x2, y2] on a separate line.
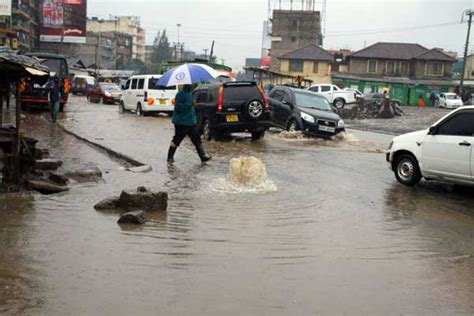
[268, 86, 345, 138]
[193, 82, 271, 140]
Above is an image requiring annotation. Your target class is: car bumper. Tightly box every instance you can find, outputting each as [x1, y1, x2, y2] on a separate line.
[386, 151, 393, 170]
[103, 96, 121, 103]
[142, 104, 174, 112]
[301, 120, 344, 138]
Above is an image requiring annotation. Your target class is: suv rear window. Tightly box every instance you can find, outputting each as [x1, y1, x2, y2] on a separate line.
[148, 79, 176, 90]
[224, 85, 259, 100]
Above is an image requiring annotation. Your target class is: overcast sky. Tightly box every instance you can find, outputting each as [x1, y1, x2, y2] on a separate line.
[89, 0, 474, 70]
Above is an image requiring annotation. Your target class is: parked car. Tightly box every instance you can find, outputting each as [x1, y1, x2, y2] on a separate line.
[87, 82, 122, 104]
[268, 86, 345, 138]
[437, 93, 463, 109]
[308, 84, 357, 109]
[193, 81, 270, 140]
[364, 93, 403, 107]
[120, 75, 177, 116]
[71, 75, 96, 95]
[387, 106, 474, 186]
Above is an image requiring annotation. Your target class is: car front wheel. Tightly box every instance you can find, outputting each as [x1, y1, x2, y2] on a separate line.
[287, 119, 300, 132]
[136, 104, 143, 116]
[119, 101, 125, 113]
[334, 98, 346, 109]
[394, 154, 422, 186]
[251, 131, 265, 140]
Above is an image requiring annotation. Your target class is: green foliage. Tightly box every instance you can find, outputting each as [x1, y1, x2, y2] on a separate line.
[151, 30, 173, 65]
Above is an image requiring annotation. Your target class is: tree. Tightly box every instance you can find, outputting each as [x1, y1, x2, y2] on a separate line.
[151, 29, 173, 65]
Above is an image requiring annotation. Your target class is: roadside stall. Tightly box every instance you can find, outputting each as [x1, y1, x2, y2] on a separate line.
[0, 51, 49, 184]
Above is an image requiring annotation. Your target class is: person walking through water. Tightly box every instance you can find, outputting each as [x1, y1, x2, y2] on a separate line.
[48, 75, 62, 123]
[167, 84, 211, 164]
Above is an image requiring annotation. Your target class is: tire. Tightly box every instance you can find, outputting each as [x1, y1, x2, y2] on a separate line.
[394, 154, 422, 186]
[202, 119, 213, 141]
[251, 130, 265, 140]
[287, 119, 300, 132]
[136, 104, 143, 117]
[119, 101, 125, 113]
[334, 98, 346, 109]
[246, 100, 264, 120]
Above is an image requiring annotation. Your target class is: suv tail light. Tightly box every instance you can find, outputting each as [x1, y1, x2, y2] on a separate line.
[257, 85, 269, 112]
[144, 91, 148, 102]
[217, 86, 224, 112]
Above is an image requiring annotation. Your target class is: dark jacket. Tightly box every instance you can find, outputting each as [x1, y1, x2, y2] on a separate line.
[172, 89, 196, 126]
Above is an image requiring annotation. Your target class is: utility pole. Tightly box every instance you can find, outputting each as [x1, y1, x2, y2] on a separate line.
[460, 9, 473, 96]
[209, 40, 215, 62]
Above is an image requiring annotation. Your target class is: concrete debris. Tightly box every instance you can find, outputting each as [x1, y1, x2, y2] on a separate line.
[34, 158, 63, 171]
[117, 210, 146, 225]
[127, 165, 152, 173]
[118, 188, 168, 212]
[27, 179, 69, 194]
[94, 196, 120, 210]
[48, 173, 69, 185]
[67, 166, 103, 182]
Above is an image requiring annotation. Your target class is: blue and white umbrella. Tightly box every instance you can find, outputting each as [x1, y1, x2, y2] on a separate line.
[157, 63, 220, 87]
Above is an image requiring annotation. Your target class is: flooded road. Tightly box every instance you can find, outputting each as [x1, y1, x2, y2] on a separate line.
[1, 96, 473, 315]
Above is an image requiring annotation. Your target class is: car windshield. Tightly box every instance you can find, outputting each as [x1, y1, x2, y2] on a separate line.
[100, 83, 120, 91]
[294, 91, 332, 111]
[446, 94, 458, 100]
[149, 78, 176, 90]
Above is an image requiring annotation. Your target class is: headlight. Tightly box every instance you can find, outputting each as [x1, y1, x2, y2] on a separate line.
[300, 112, 315, 123]
[104, 91, 111, 97]
[337, 119, 345, 128]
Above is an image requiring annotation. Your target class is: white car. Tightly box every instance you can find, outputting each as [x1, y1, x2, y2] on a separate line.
[438, 93, 463, 109]
[308, 84, 357, 109]
[387, 106, 474, 186]
[120, 74, 178, 116]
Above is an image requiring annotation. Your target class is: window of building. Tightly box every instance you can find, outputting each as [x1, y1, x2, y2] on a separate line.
[400, 62, 409, 74]
[313, 62, 319, 74]
[291, 37, 296, 43]
[367, 60, 377, 73]
[425, 62, 444, 76]
[292, 20, 298, 27]
[385, 61, 395, 74]
[289, 60, 303, 72]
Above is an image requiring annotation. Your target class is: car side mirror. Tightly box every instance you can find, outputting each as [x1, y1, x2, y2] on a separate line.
[428, 126, 439, 135]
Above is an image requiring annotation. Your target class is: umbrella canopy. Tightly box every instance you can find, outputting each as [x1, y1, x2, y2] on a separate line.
[157, 63, 220, 87]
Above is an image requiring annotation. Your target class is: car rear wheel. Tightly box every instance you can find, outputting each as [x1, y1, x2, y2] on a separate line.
[202, 119, 213, 141]
[334, 98, 345, 109]
[136, 104, 143, 117]
[251, 131, 265, 140]
[394, 154, 422, 186]
[247, 100, 264, 120]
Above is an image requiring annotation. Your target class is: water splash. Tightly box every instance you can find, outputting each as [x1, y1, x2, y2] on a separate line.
[278, 131, 305, 140]
[211, 156, 277, 194]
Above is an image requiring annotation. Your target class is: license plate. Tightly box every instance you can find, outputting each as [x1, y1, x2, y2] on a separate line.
[159, 98, 167, 105]
[226, 114, 239, 122]
[318, 125, 335, 133]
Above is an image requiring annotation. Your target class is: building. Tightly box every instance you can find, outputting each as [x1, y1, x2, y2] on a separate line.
[464, 54, 474, 80]
[278, 44, 333, 83]
[270, 9, 322, 71]
[0, 0, 40, 51]
[87, 16, 146, 62]
[144, 45, 153, 64]
[333, 42, 457, 106]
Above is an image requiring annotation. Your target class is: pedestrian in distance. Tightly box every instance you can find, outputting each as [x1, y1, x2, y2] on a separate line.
[167, 84, 211, 164]
[429, 92, 436, 107]
[48, 75, 62, 123]
[417, 94, 426, 108]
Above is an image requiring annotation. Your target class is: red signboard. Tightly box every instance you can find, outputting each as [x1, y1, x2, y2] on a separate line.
[40, 0, 87, 44]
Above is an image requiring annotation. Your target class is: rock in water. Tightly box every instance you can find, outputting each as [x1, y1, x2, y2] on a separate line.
[49, 173, 69, 185]
[117, 210, 146, 225]
[118, 189, 168, 212]
[94, 196, 120, 210]
[27, 180, 68, 195]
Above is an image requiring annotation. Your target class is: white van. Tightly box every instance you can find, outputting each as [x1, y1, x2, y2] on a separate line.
[119, 74, 178, 116]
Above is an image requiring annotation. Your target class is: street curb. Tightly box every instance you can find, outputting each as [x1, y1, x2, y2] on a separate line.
[346, 126, 399, 136]
[57, 123, 145, 167]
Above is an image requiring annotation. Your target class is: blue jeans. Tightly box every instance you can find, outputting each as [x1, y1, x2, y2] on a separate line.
[50, 101, 60, 122]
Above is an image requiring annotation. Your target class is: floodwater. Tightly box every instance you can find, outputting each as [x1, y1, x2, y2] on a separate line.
[1, 96, 473, 315]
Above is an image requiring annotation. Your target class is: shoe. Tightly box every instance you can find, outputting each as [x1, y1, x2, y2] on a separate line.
[196, 144, 211, 163]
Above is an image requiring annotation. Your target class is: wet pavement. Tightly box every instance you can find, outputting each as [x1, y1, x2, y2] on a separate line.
[1, 95, 473, 315]
[346, 106, 451, 135]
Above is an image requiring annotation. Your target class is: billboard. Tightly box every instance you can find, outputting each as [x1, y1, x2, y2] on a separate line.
[40, 0, 87, 44]
[0, 0, 11, 16]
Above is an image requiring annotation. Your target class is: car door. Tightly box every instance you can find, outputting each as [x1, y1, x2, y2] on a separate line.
[122, 79, 132, 109]
[319, 85, 332, 102]
[278, 89, 294, 126]
[422, 110, 474, 181]
[438, 94, 445, 107]
[268, 89, 285, 126]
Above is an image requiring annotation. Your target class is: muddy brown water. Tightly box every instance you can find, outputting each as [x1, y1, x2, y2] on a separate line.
[1, 97, 473, 315]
